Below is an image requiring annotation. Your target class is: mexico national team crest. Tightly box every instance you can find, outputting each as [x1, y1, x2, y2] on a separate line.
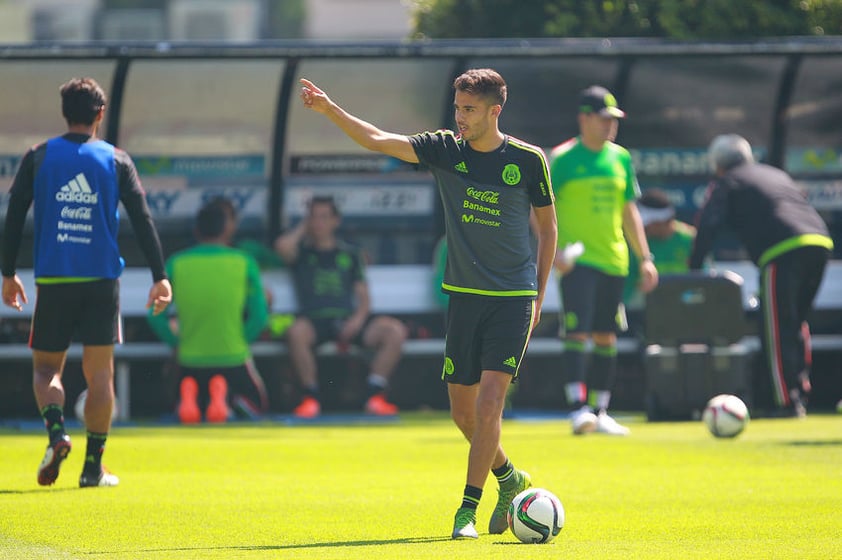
[502, 163, 521, 186]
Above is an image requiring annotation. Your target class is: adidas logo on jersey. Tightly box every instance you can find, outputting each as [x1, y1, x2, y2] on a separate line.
[503, 356, 518, 368]
[55, 173, 98, 204]
[454, 161, 468, 173]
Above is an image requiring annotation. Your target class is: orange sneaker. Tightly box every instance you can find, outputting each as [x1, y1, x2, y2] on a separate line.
[293, 396, 321, 418]
[365, 394, 399, 416]
[206, 374, 229, 423]
[178, 376, 201, 424]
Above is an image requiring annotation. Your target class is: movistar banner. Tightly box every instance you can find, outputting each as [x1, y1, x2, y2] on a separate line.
[133, 155, 265, 179]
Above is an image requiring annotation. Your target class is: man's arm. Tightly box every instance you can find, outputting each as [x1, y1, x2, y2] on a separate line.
[622, 201, 658, 294]
[1, 149, 36, 279]
[1, 148, 36, 310]
[339, 280, 371, 343]
[300, 79, 419, 164]
[117, 152, 168, 281]
[532, 204, 558, 316]
[117, 151, 172, 314]
[146, 261, 178, 346]
[244, 258, 270, 342]
[689, 180, 732, 269]
[274, 217, 306, 265]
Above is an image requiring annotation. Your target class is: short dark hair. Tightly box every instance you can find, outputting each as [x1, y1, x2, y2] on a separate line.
[60, 77, 107, 126]
[638, 188, 672, 210]
[307, 195, 340, 217]
[196, 197, 236, 239]
[453, 68, 507, 107]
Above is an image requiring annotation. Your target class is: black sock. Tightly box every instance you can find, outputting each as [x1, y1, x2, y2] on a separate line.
[492, 458, 515, 486]
[461, 484, 482, 510]
[83, 432, 108, 475]
[41, 404, 65, 444]
[303, 386, 320, 400]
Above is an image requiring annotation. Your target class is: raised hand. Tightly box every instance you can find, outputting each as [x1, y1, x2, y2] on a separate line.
[300, 78, 332, 114]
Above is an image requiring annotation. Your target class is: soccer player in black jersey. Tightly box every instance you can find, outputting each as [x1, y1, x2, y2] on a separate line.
[691, 134, 833, 418]
[1, 77, 171, 487]
[299, 69, 557, 539]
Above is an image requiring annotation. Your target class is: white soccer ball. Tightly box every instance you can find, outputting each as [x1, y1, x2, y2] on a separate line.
[702, 394, 749, 438]
[507, 488, 564, 544]
[74, 389, 119, 425]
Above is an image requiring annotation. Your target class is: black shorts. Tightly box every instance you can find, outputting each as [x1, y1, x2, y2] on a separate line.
[442, 294, 534, 385]
[560, 265, 624, 335]
[307, 315, 374, 346]
[30, 279, 121, 352]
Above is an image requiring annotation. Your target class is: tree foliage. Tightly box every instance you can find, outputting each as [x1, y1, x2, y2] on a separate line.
[409, 0, 842, 39]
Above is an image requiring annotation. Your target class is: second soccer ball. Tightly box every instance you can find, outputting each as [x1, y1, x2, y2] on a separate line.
[702, 394, 749, 438]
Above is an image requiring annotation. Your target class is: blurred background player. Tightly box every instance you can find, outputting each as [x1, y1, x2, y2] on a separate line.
[274, 195, 407, 418]
[690, 134, 833, 418]
[1, 77, 171, 487]
[550, 85, 658, 436]
[623, 188, 696, 309]
[148, 197, 270, 423]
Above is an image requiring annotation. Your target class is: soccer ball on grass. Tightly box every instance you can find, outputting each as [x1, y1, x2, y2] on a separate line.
[702, 394, 749, 438]
[74, 389, 119, 425]
[507, 488, 564, 544]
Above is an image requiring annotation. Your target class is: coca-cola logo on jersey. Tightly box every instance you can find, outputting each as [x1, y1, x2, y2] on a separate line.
[465, 187, 500, 204]
[60, 206, 93, 220]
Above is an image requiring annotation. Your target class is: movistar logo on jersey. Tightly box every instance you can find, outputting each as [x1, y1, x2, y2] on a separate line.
[466, 187, 500, 204]
[454, 161, 468, 173]
[502, 164, 521, 185]
[55, 173, 98, 204]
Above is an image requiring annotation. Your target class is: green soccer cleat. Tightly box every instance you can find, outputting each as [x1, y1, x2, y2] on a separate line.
[451, 507, 478, 539]
[488, 469, 531, 534]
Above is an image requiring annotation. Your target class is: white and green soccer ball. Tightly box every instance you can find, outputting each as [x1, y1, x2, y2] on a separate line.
[507, 488, 564, 544]
[703, 394, 749, 438]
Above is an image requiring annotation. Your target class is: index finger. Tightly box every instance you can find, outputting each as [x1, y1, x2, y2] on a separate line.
[299, 78, 321, 94]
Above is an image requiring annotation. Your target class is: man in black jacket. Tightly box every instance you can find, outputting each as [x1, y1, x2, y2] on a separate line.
[690, 134, 833, 417]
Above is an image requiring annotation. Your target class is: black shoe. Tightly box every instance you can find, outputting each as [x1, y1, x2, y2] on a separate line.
[37, 434, 71, 486]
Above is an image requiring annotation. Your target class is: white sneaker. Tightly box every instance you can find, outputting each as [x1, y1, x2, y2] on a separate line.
[79, 467, 120, 488]
[595, 411, 630, 436]
[570, 406, 598, 435]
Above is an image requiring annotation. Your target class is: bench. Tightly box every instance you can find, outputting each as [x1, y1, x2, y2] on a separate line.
[2, 260, 840, 419]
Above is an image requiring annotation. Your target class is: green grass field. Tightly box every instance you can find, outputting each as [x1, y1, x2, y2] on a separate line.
[1, 412, 840, 559]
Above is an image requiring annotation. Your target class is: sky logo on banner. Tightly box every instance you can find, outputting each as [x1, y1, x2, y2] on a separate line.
[55, 173, 98, 204]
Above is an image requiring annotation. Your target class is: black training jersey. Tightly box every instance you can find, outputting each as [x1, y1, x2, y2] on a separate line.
[690, 162, 833, 268]
[409, 130, 554, 297]
[290, 240, 366, 320]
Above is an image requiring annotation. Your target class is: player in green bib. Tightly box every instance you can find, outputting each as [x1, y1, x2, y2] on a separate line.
[624, 188, 696, 308]
[550, 86, 658, 436]
[147, 197, 270, 423]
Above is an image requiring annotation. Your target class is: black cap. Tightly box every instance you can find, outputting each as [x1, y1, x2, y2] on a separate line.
[579, 85, 625, 119]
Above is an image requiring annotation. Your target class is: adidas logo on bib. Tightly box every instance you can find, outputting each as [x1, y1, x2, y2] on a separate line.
[55, 173, 98, 204]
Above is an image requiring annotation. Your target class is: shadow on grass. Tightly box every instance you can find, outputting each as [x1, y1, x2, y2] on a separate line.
[0, 487, 80, 494]
[86, 536, 457, 555]
[782, 439, 842, 446]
